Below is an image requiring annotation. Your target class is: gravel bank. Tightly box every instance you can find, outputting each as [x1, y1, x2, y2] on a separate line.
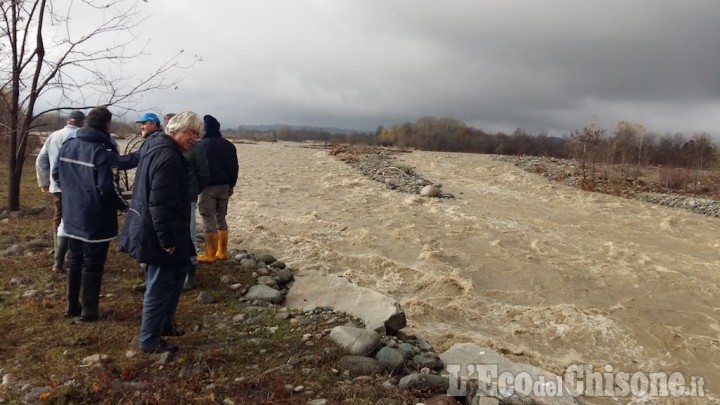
[496, 155, 720, 218]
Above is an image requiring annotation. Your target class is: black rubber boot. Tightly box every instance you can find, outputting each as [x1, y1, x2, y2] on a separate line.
[53, 235, 69, 272]
[65, 268, 82, 317]
[80, 272, 103, 322]
[182, 264, 196, 291]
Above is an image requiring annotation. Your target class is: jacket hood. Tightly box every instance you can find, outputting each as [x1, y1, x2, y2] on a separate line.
[144, 133, 179, 157]
[76, 127, 117, 152]
[203, 115, 221, 138]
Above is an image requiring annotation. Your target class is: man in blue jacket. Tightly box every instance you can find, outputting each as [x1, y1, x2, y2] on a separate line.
[53, 107, 128, 321]
[120, 111, 202, 353]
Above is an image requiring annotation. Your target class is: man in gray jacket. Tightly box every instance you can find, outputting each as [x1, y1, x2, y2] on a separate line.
[36, 110, 86, 274]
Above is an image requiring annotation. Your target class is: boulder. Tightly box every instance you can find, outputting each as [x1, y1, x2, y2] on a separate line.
[284, 270, 406, 334]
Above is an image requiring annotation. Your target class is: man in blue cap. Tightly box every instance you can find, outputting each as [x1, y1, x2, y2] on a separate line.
[135, 112, 162, 139]
[119, 112, 164, 171]
[122, 112, 165, 293]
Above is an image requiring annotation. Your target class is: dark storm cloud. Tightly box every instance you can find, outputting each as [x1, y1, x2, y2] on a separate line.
[114, 1, 720, 136]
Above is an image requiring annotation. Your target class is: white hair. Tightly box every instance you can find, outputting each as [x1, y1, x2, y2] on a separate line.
[165, 111, 202, 134]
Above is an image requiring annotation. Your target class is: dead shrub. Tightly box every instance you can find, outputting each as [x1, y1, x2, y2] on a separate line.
[533, 163, 548, 174]
[658, 167, 693, 190]
[577, 177, 595, 191]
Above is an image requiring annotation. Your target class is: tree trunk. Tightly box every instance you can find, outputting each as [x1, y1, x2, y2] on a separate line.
[7, 166, 21, 211]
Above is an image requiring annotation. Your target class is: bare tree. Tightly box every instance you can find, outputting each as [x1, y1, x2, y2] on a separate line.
[611, 120, 646, 180]
[567, 119, 606, 188]
[0, 0, 196, 211]
[686, 132, 715, 190]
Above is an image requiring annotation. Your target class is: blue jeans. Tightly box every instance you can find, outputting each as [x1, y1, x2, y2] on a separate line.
[190, 201, 198, 265]
[139, 263, 187, 350]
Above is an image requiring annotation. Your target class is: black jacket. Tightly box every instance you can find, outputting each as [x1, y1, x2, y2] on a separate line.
[183, 142, 210, 202]
[54, 127, 128, 242]
[119, 134, 193, 266]
[200, 115, 239, 189]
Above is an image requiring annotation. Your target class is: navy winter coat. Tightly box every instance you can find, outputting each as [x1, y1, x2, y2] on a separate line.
[119, 134, 193, 267]
[200, 115, 239, 189]
[54, 127, 128, 242]
[117, 130, 163, 170]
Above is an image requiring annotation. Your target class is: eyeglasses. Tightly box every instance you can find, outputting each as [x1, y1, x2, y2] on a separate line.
[186, 130, 200, 137]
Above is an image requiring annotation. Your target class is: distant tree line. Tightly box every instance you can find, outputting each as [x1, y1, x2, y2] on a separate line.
[227, 115, 716, 170]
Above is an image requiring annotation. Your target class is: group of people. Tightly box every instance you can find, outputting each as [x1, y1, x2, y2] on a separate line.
[35, 107, 239, 353]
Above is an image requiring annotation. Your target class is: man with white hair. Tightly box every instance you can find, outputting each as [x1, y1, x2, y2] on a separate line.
[36, 110, 86, 274]
[120, 111, 202, 353]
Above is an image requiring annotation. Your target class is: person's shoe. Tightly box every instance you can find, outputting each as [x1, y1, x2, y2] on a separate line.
[141, 339, 179, 354]
[161, 326, 185, 337]
[80, 311, 99, 322]
[132, 282, 146, 293]
[80, 272, 102, 322]
[64, 306, 82, 318]
[182, 265, 196, 291]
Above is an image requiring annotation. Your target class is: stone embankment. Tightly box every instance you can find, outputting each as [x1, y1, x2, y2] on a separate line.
[329, 145, 454, 199]
[286, 270, 580, 405]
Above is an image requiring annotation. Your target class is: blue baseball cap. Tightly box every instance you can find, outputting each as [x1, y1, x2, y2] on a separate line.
[135, 112, 161, 124]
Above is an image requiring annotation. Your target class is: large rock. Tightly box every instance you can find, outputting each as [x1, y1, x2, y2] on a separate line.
[398, 373, 449, 393]
[375, 346, 405, 374]
[329, 326, 380, 356]
[243, 284, 284, 304]
[439, 343, 579, 405]
[420, 185, 440, 197]
[284, 270, 406, 334]
[338, 355, 386, 377]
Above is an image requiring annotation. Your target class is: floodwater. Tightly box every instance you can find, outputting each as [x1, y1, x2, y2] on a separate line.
[224, 141, 720, 403]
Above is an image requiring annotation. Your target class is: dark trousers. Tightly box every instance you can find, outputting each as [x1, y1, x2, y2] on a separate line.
[67, 239, 109, 275]
[140, 264, 187, 350]
[66, 239, 110, 314]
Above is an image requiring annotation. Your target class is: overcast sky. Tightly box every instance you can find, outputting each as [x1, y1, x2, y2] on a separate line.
[69, 1, 720, 136]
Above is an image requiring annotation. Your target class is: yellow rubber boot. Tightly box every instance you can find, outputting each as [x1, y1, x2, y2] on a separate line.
[216, 230, 228, 260]
[198, 233, 218, 263]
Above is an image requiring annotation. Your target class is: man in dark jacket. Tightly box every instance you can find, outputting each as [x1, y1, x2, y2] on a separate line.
[197, 115, 239, 262]
[162, 112, 211, 290]
[53, 107, 128, 321]
[121, 112, 165, 293]
[119, 111, 202, 353]
[182, 140, 209, 290]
